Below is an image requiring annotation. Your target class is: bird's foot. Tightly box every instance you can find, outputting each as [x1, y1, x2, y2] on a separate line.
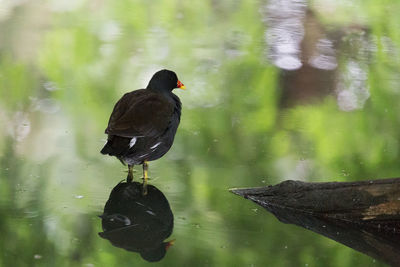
[142, 183, 148, 196]
[142, 161, 149, 195]
[141, 175, 148, 195]
[127, 165, 134, 183]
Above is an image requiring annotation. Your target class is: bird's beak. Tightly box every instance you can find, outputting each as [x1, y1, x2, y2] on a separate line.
[165, 239, 175, 250]
[177, 80, 186, 90]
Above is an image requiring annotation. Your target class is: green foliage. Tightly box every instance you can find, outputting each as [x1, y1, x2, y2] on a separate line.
[1, 0, 399, 266]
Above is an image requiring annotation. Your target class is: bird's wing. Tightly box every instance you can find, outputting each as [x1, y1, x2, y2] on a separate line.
[105, 90, 174, 138]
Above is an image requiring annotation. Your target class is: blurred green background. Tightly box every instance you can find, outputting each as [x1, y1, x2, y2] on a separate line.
[1, 0, 400, 266]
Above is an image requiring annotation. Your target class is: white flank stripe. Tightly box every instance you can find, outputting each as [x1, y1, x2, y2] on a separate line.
[129, 137, 137, 148]
[150, 142, 162, 149]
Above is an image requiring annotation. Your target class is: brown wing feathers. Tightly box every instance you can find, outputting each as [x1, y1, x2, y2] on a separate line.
[105, 90, 174, 138]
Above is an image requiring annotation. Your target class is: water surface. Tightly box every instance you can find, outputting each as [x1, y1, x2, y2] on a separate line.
[1, 0, 399, 266]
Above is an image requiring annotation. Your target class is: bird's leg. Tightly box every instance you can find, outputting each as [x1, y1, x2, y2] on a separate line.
[127, 165, 134, 183]
[142, 160, 149, 195]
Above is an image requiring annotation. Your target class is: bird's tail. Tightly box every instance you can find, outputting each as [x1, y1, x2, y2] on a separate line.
[100, 136, 131, 156]
[100, 141, 113, 155]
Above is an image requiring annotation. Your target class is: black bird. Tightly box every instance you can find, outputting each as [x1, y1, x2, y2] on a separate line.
[99, 181, 174, 262]
[101, 69, 185, 194]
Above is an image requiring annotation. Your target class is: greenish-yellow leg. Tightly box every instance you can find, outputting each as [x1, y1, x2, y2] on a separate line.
[142, 160, 149, 195]
[127, 165, 133, 183]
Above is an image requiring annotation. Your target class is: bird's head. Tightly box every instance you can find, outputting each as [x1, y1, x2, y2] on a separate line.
[139, 240, 175, 262]
[147, 69, 185, 92]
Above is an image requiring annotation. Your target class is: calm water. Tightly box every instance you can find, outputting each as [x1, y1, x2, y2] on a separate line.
[1, 0, 399, 266]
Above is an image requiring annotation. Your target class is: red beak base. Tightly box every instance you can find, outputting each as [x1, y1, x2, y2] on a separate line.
[177, 80, 186, 90]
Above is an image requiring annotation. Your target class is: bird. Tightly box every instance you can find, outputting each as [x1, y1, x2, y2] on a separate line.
[101, 69, 185, 194]
[99, 181, 174, 262]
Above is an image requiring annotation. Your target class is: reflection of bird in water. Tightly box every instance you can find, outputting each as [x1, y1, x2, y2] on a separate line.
[99, 181, 174, 262]
[101, 69, 185, 194]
